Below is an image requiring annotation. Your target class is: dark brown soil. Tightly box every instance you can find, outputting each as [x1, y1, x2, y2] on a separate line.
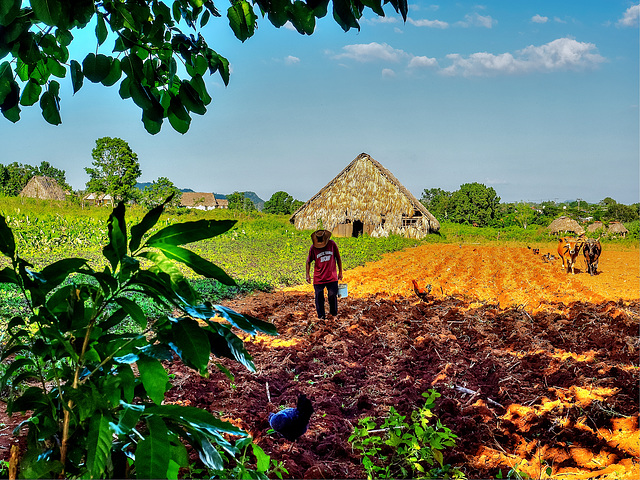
[1, 292, 638, 478]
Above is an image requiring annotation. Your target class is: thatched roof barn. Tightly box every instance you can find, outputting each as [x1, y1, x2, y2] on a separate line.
[607, 221, 629, 237]
[19, 176, 66, 201]
[180, 192, 227, 210]
[289, 153, 440, 239]
[547, 216, 585, 235]
[587, 221, 605, 233]
[83, 192, 114, 207]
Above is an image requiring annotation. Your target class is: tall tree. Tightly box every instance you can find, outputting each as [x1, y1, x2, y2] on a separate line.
[227, 191, 255, 212]
[0, 0, 407, 134]
[420, 188, 452, 220]
[36, 160, 71, 191]
[140, 176, 182, 209]
[85, 137, 141, 201]
[448, 183, 500, 227]
[263, 191, 300, 214]
[0, 162, 36, 196]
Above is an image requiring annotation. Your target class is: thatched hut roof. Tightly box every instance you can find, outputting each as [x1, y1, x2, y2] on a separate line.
[180, 192, 216, 208]
[289, 153, 439, 238]
[19, 176, 66, 201]
[586, 221, 605, 233]
[607, 221, 629, 236]
[547, 216, 585, 235]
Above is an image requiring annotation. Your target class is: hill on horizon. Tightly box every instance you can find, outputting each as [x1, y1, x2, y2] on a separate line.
[135, 184, 264, 210]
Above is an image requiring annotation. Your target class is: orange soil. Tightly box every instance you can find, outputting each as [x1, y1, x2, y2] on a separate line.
[290, 243, 639, 312]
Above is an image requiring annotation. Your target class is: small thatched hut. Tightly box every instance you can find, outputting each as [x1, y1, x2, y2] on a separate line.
[586, 221, 605, 234]
[607, 221, 629, 238]
[289, 153, 440, 239]
[547, 216, 585, 235]
[180, 192, 228, 210]
[19, 176, 66, 201]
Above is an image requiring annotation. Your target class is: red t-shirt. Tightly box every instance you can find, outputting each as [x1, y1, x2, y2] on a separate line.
[307, 239, 341, 284]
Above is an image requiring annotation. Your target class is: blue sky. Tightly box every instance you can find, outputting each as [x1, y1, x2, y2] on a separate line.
[1, 1, 638, 205]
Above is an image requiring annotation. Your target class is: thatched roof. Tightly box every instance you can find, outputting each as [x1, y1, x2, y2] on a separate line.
[19, 176, 66, 201]
[180, 192, 216, 208]
[607, 221, 629, 235]
[289, 153, 439, 238]
[547, 216, 585, 235]
[587, 221, 605, 233]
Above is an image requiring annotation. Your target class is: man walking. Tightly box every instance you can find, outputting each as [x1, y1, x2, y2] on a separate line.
[306, 229, 343, 319]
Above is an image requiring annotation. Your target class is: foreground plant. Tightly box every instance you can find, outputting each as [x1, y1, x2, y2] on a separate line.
[0, 198, 276, 478]
[349, 390, 464, 479]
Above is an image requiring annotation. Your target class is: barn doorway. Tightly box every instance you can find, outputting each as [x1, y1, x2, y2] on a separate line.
[352, 220, 364, 237]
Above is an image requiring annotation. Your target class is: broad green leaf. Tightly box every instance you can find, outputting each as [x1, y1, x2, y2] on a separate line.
[38, 257, 88, 293]
[46, 57, 66, 78]
[0, 357, 35, 390]
[103, 202, 127, 271]
[189, 431, 224, 470]
[0, 0, 21, 25]
[170, 318, 210, 372]
[288, 1, 315, 34]
[87, 412, 113, 479]
[7, 386, 49, 415]
[115, 297, 148, 328]
[136, 416, 171, 480]
[70, 59, 83, 93]
[40, 90, 61, 125]
[227, 0, 257, 42]
[212, 305, 277, 335]
[137, 355, 169, 405]
[1, 77, 20, 122]
[179, 81, 206, 115]
[101, 58, 122, 87]
[142, 110, 163, 134]
[20, 79, 42, 106]
[96, 13, 108, 45]
[0, 215, 15, 258]
[138, 250, 199, 305]
[145, 404, 245, 436]
[145, 219, 236, 247]
[252, 443, 270, 473]
[83, 53, 112, 83]
[31, 0, 61, 26]
[332, 0, 360, 32]
[359, 0, 385, 17]
[155, 244, 236, 286]
[433, 448, 444, 466]
[205, 323, 255, 372]
[114, 402, 144, 435]
[129, 195, 173, 252]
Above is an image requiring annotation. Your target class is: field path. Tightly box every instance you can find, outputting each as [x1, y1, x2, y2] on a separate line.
[290, 243, 639, 311]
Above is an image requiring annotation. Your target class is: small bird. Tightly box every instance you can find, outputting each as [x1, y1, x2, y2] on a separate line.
[412, 279, 432, 302]
[269, 394, 314, 444]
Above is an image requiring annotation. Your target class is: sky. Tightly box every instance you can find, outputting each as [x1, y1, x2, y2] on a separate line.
[1, 1, 639, 205]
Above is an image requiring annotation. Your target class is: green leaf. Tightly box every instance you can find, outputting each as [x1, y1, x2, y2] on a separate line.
[179, 81, 206, 115]
[332, 0, 360, 32]
[103, 202, 127, 271]
[130, 195, 173, 252]
[115, 297, 148, 328]
[101, 58, 122, 87]
[227, 0, 257, 42]
[70, 59, 83, 94]
[170, 318, 210, 372]
[0, 215, 16, 258]
[31, 0, 61, 26]
[433, 448, 444, 466]
[0, 0, 21, 26]
[39, 90, 61, 125]
[86, 412, 113, 479]
[137, 354, 169, 405]
[114, 402, 144, 434]
[145, 219, 236, 247]
[0, 357, 35, 390]
[252, 443, 271, 473]
[137, 250, 199, 305]
[155, 244, 236, 286]
[145, 404, 246, 436]
[136, 416, 171, 480]
[212, 305, 277, 335]
[20, 79, 42, 106]
[288, 1, 315, 34]
[37, 257, 88, 293]
[96, 13, 108, 45]
[83, 53, 112, 83]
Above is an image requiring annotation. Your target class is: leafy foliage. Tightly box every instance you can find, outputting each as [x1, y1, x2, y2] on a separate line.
[139, 176, 182, 210]
[0, 199, 277, 478]
[227, 191, 256, 212]
[0, 0, 408, 133]
[348, 390, 463, 479]
[0, 161, 70, 196]
[263, 191, 303, 215]
[85, 137, 142, 202]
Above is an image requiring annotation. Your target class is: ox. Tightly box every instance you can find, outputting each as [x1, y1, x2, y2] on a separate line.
[557, 237, 582, 274]
[583, 237, 602, 276]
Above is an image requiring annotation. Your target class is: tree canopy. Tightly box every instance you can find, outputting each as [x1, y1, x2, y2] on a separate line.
[139, 176, 182, 209]
[0, 0, 407, 134]
[85, 137, 142, 201]
[227, 191, 256, 212]
[0, 160, 70, 195]
[263, 190, 302, 215]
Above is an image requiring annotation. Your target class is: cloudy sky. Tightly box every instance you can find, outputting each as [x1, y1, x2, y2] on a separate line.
[1, 1, 638, 204]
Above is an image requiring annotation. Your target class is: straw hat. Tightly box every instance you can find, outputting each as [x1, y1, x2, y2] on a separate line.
[311, 229, 331, 248]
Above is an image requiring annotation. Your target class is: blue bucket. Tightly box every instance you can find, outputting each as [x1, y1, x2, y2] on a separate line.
[338, 283, 348, 298]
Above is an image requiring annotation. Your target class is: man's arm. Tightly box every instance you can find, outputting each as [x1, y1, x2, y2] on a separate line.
[335, 245, 343, 281]
[306, 256, 312, 284]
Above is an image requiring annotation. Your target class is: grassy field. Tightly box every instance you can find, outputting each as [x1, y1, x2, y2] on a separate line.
[0, 197, 637, 315]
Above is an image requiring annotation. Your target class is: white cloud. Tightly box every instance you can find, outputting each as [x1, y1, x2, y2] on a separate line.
[456, 12, 496, 28]
[617, 5, 640, 27]
[368, 16, 400, 24]
[408, 17, 449, 28]
[532, 14, 548, 24]
[553, 16, 567, 24]
[408, 56, 438, 69]
[382, 68, 396, 78]
[284, 55, 300, 65]
[441, 37, 606, 77]
[332, 43, 408, 63]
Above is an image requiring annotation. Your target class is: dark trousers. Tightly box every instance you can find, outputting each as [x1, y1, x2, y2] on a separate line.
[314, 281, 338, 319]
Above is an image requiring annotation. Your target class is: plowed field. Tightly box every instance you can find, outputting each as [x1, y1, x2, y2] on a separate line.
[1, 243, 638, 479]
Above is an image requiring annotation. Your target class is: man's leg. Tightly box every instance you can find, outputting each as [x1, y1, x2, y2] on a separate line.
[314, 283, 326, 319]
[326, 281, 339, 316]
